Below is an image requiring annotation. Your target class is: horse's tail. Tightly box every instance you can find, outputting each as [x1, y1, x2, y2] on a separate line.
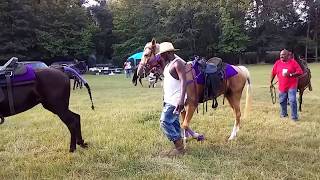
[63, 67, 95, 110]
[238, 66, 252, 119]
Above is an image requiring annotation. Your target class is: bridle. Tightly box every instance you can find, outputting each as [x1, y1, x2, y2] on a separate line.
[139, 46, 161, 75]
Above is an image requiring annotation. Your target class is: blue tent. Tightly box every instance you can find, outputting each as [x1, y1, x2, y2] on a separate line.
[127, 52, 143, 67]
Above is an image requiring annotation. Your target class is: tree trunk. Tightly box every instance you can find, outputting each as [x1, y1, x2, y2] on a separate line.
[315, 6, 319, 62]
[239, 54, 243, 64]
[305, 22, 310, 62]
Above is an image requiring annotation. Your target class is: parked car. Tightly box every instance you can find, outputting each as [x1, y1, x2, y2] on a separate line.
[21, 61, 48, 69]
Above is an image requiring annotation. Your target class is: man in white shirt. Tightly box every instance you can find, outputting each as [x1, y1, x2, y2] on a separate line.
[158, 42, 187, 157]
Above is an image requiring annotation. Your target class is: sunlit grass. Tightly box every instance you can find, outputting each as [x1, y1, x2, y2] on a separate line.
[0, 63, 319, 179]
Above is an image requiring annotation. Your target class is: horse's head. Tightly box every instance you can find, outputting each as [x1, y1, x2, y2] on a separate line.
[137, 39, 161, 77]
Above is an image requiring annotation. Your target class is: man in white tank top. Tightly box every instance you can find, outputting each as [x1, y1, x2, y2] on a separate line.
[158, 42, 187, 157]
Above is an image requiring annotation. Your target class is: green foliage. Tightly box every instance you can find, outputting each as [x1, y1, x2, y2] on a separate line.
[0, 0, 37, 62]
[0, 0, 318, 64]
[0, 0, 100, 64]
[90, 3, 114, 63]
[110, 0, 160, 63]
[36, 2, 97, 59]
[218, 4, 249, 54]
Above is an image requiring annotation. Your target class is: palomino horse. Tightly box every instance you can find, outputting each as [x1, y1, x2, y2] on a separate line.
[295, 59, 312, 111]
[0, 61, 94, 152]
[137, 39, 252, 140]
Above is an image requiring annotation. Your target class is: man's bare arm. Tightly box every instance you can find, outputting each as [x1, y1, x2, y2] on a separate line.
[174, 60, 187, 112]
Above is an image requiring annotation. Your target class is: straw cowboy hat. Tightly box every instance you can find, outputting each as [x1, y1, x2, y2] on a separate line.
[157, 42, 179, 55]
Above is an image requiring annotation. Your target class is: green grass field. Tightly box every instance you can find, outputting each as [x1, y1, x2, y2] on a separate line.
[0, 64, 319, 179]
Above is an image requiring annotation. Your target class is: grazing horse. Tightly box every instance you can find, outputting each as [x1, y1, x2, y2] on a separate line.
[295, 59, 312, 111]
[0, 60, 94, 152]
[137, 39, 252, 140]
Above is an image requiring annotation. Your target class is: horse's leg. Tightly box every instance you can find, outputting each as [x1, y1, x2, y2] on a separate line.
[41, 103, 81, 152]
[298, 90, 303, 112]
[58, 110, 78, 152]
[70, 111, 88, 148]
[139, 77, 143, 87]
[181, 103, 197, 131]
[76, 79, 80, 89]
[226, 93, 241, 140]
[73, 79, 76, 90]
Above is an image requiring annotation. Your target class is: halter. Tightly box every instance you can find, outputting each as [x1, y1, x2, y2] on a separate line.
[139, 46, 161, 74]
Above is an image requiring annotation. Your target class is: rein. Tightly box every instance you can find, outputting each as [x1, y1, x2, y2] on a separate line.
[270, 81, 278, 104]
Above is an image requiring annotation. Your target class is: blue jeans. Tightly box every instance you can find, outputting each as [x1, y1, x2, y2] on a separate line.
[279, 88, 298, 120]
[125, 69, 131, 78]
[160, 103, 181, 141]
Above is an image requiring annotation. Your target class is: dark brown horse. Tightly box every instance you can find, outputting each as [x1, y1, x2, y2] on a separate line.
[0, 64, 94, 152]
[137, 40, 252, 140]
[132, 66, 162, 87]
[296, 58, 312, 111]
[132, 67, 145, 86]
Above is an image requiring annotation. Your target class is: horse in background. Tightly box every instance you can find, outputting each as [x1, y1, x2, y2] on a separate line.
[132, 66, 162, 87]
[66, 67, 83, 90]
[137, 39, 252, 140]
[0, 57, 94, 152]
[295, 56, 312, 111]
[51, 61, 87, 90]
[132, 67, 145, 86]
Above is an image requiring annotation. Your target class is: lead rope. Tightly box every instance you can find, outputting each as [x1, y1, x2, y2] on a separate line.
[270, 81, 278, 104]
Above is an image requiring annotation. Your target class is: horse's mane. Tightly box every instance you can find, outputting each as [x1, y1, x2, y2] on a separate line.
[295, 58, 307, 72]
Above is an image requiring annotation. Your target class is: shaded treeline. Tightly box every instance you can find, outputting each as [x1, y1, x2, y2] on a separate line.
[0, 0, 319, 65]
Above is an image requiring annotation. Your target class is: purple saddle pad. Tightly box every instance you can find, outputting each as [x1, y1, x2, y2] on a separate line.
[225, 64, 238, 78]
[193, 62, 238, 85]
[12, 66, 36, 83]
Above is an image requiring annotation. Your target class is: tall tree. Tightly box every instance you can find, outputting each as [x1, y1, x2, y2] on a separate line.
[110, 0, 160, 64]
[35, 1, 97, 59]
[0, 0, 37, 62]
[89, 2, 114, 64]
[218, 0, 250, 63]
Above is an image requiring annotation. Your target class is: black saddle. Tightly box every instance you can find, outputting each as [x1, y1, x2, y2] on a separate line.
[197, 57, 225, 109]
[0, 57, 28, 84]
[0, 57, 29, 115]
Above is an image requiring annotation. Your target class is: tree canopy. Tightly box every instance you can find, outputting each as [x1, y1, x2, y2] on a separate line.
[0, 0, 319, 65]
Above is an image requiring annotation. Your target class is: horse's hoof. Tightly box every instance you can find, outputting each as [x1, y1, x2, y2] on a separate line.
[228, 136, 236, 141]
[197, 135, 205, 141]
[69, 148, 76, 153]
[80, 142, 88, 148]
[182, 124, 189, 130]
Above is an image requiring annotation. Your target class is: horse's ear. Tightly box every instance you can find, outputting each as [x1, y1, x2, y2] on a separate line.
[151, 38, 156, 45]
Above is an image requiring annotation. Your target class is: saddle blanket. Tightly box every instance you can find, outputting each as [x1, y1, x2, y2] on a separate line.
[0, 66, 36, 86]
[193, 63, 238, 85]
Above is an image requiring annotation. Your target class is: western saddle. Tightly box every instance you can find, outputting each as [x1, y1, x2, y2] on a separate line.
[0, 57, 29, 118]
